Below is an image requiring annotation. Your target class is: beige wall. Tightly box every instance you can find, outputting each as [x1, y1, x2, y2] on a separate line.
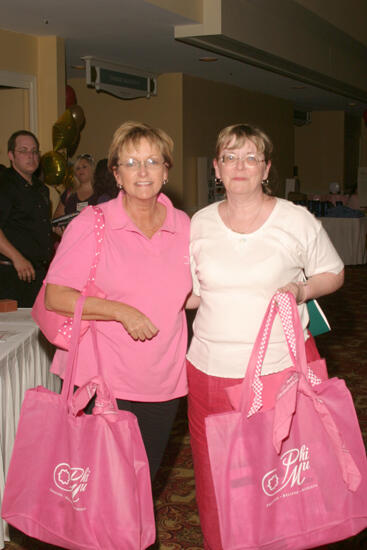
[69, 73, 294, 212]
[0, 88, 29, 165]
[295, 0, 367, 47]
[0, 29, 65, 153]
[69, 72, 296, 211]
[182, 74, 294, 212]
[68, 73, 183, 204]
[0, 29, 38, 74]
[37, 36, 65, 152]
[295, 111, 345, 194]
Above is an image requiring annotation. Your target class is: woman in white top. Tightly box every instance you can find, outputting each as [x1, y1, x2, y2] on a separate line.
[187, 123, 344, 550]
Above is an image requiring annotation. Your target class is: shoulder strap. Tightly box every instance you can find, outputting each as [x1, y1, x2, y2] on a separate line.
[84, 206, 105, 289]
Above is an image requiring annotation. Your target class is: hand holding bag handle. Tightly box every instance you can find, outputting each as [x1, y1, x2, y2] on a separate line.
[274, 293, 362, 491]
[236, 292, 321, 416]
[70, 321, 119, 417]
[240, 292, 361, 492]
[59, 293, 119, 416]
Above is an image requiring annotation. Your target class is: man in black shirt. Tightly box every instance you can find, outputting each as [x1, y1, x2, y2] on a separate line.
[0, 130, 53, 307]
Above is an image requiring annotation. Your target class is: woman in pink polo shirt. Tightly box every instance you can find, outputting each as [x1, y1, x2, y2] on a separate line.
[45, 121, 193, 480]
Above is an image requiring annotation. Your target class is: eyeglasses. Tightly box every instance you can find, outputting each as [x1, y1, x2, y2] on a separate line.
[14, 148, 40, 156]
[220, 153, 265, 168]
[116, 158, 165, 170]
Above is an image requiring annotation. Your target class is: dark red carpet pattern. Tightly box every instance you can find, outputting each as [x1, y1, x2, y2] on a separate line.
[5, 266, 367, 549]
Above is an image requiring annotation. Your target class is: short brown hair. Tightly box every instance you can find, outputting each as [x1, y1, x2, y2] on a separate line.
[8, 130, 39, 153]
[108, 121, 174, 171]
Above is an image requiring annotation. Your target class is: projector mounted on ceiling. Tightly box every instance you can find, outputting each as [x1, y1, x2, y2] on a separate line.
[82, 56, 157, 100]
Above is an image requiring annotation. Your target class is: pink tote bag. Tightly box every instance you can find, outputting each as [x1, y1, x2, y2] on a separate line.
[32, 206, 106, 350]
[205, 292, 367, 550]
[2, 296, 155, 550]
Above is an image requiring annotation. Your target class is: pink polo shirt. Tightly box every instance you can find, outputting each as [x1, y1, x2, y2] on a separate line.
[46, 192, 192, 402]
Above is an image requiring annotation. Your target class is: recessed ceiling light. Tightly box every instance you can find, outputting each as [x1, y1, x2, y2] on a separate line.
[348, 102, 356, 107]
[199, 57, 218, 62]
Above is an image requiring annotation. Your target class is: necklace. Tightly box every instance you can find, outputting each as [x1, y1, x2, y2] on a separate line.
[225, 197, 266, 236]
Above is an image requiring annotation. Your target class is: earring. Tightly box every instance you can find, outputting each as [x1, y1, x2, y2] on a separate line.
[117, 183, 123, 190]
[163, 179, 168, 185]
[262, 179, 270, 186]
[215, 177, 223, 185]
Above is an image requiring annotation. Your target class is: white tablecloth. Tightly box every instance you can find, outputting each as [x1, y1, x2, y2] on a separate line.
[320, 216, 367, 265]
[0, 309, 60, 548]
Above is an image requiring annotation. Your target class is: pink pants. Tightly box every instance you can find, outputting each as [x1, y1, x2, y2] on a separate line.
[187, 335, 323, 550]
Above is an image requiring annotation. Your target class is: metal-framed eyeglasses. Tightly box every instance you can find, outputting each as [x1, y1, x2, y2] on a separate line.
[14, 148, 40, 156]
[220, 153, 265, 168]
[117, 158, 166, 171]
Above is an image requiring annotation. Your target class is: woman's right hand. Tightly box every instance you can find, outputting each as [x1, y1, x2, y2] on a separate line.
[117, 304, 159, 342]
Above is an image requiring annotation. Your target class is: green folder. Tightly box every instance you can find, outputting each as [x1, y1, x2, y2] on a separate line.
[307, 299, 331, 336]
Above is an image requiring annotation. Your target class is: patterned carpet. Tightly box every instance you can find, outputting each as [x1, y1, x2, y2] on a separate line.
[5, 265, 367, 549]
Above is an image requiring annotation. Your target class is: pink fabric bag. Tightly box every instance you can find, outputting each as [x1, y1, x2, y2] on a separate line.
[2, 296, 156, 550]
[32, 206, 106, 350]
[205, 292, 367, 550]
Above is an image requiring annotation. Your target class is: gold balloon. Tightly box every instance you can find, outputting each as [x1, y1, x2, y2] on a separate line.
[52, 109, 77, 152]
[67, 130, 80, 157]
[41, 151, 67, 187]
[68, 104, 85, 131]
[63, 164, 75, 191]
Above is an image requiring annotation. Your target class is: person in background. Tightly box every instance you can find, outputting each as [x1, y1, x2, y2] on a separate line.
[93, 157, 119, 204]
[187, 123, 344, 550]
[44, 121, 193, 481]
[0, 130, 52, 306]
[53, 153, 97, 219]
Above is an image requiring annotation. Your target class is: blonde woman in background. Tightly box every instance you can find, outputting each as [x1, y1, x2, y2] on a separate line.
[53, 153, 97, 219]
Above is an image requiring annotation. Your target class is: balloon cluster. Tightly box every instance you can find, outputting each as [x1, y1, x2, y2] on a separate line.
[41, 85, 85, 188]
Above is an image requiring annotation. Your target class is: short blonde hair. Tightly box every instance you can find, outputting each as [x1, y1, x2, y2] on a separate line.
[108, 121, 174, 170]
[215, 123, 273, 162]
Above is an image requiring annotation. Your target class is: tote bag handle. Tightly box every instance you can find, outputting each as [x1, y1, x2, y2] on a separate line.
[238, 292, 311, 415]
[238, 292, 362, 491]
[68, 320, 119, 416]
[61, 294, 87, 403]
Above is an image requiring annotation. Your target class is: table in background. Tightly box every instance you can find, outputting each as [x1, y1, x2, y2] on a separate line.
[0, 309, 60, 549]
[320, 216, 367, 265]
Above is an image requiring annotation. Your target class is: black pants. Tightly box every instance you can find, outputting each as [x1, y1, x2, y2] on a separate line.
[83, 391, 180, 481]
[0, 264, 46, 307]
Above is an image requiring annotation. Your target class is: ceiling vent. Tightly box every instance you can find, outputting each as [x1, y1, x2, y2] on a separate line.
[82, 56, 157, 100]
[294, 110, 312, 126]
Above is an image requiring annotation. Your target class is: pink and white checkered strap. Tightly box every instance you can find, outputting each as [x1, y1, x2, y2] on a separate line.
[276, 293, 322, 387]
[57, 206, 105, 342]
[247, 292, 321, 418]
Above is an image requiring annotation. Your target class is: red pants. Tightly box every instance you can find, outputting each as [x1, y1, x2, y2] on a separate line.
[187, 335, 322, 550]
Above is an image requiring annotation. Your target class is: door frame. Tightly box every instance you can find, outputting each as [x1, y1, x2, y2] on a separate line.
[0, 70, 37, 135]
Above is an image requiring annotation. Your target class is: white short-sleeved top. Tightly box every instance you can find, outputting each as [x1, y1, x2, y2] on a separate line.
[187, 198, 344, 378]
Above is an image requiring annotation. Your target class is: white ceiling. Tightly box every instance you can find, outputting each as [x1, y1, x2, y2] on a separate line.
[1, 0, 366, 114]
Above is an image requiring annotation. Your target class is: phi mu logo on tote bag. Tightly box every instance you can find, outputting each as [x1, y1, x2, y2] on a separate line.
[50, 462, 91, 510]
[2, 297, 155, 550]
[205, 293, 367, 550]
[262, 444, 318, 505]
